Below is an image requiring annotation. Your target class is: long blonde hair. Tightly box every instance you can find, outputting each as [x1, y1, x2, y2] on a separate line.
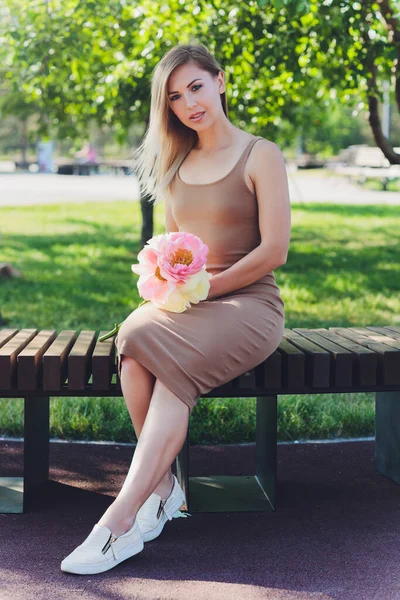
[131, 43, 229, 205]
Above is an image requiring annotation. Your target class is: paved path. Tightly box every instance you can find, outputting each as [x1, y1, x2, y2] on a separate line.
[1, 169, 400, 207]
[0, 173, 140, 206]
[1, 438, 399, 600]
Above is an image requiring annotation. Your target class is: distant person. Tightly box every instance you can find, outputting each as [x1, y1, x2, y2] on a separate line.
[75, 142, 97, 164]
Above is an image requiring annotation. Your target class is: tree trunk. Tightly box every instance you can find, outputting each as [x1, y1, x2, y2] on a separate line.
[140, 193, 154, 248]
[139, 114, 155, 249]
[367, 1, 400, 163]
[21, 118, 28, 164]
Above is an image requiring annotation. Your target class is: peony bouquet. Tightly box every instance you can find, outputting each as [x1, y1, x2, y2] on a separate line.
[99, 231, 212, 343]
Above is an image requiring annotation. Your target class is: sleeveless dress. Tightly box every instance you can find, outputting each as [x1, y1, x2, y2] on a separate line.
[115, 135, 285, 415]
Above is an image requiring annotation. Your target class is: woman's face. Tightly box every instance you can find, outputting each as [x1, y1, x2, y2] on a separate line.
[167, 62, 225, 130]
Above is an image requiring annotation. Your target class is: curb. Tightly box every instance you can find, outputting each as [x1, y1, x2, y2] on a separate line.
[0, 435, 375, 446]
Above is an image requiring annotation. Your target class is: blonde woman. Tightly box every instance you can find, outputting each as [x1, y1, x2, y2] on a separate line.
[61, 42, 291, 575]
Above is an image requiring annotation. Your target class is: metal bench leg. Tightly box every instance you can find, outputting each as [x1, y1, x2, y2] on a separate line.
[0, 396, 50, 514]
[175, 395, 277, 513]
[24, 396, 50, 512]
[255, 394, 277, 510]
[376, 391, 400, 485]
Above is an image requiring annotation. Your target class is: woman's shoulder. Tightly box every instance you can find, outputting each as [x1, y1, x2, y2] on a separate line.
[246, 135, 286, 181]
[248, 134, 284, 160]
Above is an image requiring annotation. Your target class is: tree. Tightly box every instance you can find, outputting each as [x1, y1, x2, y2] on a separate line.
[2, 0, 400, 249]
[264, 0, 400, 164]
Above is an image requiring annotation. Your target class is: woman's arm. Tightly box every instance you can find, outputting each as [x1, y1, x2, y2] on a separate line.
[207, 140, 291, 300]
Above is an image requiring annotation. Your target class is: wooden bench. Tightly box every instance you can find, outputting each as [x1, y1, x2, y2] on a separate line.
[334, 145, 400, 190]
[1, 325, 399, 515]
[56, 160, 132, 176]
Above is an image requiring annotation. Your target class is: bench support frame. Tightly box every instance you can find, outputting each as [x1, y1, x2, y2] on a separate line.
[176, 395, 277, 512]
[375, 391, 400, 484]
[3, 390, 400, 514]
[0, 396, 50, 514]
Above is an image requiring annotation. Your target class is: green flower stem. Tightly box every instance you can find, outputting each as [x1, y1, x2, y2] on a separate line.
[99, 299, 150, 342]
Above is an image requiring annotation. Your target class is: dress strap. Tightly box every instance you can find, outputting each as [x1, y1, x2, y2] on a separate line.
[239, 135, 264, 166]
[234, 135, 264, 183]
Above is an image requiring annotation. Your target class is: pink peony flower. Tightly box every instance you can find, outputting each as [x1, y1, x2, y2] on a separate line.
[131, 231, 209, 303]
[99, 231, 211, 342]
[159, 232, 209, 282]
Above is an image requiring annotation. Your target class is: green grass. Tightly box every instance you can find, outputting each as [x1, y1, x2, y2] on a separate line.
[1, 199, 399, 444]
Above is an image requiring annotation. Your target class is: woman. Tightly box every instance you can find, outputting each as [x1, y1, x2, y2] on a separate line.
[61, 42, 291, 575]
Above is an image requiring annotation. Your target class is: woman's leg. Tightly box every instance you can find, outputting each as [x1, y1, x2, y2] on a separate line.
[98, 377, 190, 536]
[119, 355, 174, 496]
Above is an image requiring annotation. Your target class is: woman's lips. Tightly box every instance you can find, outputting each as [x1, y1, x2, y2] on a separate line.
[190, 111, 205, 121]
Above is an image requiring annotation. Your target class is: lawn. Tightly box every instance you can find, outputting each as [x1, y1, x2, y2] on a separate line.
[0, 197, 399, 444]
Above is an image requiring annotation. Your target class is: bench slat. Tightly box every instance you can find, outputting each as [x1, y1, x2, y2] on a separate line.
[330, 327, 400, 386]
[0, 329, 19, 347]
[42, 330, 79, 391]
[293, 328, 354, 387]
[257, 349, 282, 389]
[17, 330, 58, 391]
[0, 329, 38, 389]
[382, 325, 400, 336]
[314, 328, 377, 386]
[275, 338, 305, 388]
[366, 326, 400, 341]
[92, 332, 116, 391]
[237, 369, 256, 389]
[348, 327, 400, 386]
[282, 329, 330, 388]
[68, 331, 97, 390]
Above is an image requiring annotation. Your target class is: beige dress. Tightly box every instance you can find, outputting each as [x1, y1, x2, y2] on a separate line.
[115, 135, 285, 415]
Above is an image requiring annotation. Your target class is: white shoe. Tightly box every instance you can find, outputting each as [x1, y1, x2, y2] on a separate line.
[61, 519, 144, 575]
[136, 474, 188, 542]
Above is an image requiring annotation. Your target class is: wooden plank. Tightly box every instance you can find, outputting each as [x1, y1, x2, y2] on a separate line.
[42, 330, 79, 391]
[0, 329, 19, 347]
[349, 327, 400, 350]
[255, 349, 282, 388]
[365, 325, 400, 341]
[293, 328, 354, 387]
[275, 339, 305, 388]
[309, 328, 377, 386]
[92, 331, 116, 391]
[330, 327, 400, 386]
[282, 329, 330, 388]
[17, 331, 58, 391]
[0, 329, 38, 390]
[382, 325, 400, 336]
[68, 331, 97, 390]
[237, 369, 256, 390]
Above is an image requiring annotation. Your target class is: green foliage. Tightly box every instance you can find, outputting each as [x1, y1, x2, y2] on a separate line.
[0, 1, 396, 144]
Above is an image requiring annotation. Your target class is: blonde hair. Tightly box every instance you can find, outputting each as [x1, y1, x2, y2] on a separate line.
[131, 43, 229, 205]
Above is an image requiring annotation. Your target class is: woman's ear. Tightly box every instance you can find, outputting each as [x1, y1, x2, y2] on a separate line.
[218, 71, 225, 94]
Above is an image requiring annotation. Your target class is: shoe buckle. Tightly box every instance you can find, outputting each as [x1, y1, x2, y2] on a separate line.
[156, 498, 167, 520]
[102, 533, 119, 558]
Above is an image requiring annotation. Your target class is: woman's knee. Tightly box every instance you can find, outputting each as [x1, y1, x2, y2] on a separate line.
[120, 355, 155, 381]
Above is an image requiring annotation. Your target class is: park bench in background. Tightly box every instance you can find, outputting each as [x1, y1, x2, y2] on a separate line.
[333, 145, 400, 190]
[56, 159, 132, 176]
[13, 159, 133, 176]
[0, 325, 399, 515]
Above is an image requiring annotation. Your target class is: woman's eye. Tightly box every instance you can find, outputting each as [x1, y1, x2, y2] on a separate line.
[170, 84, 202, 102]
